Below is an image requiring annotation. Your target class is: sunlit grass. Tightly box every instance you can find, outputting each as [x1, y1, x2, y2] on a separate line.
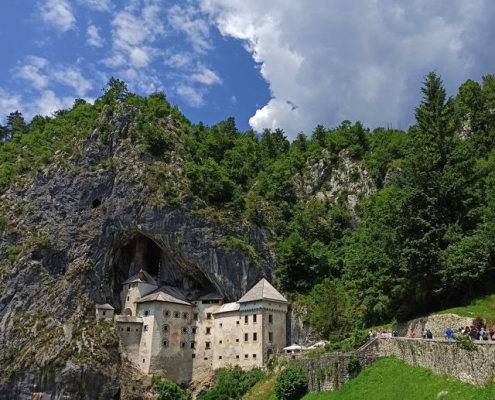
[301, 357, 495, 400]
[436, 294, 495, 324]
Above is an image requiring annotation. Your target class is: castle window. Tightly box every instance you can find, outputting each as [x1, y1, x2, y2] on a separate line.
[253, 314, 257, 323]
[102, 311, 106, 316]
[268, 332, 273, 342]
[236, 321, 240, 325]
[219, 340, 222, 344]
[163, 309, 171, 317]
[219, 356, 222, 359]
[190, 342, 195, 349]
[173, 311, 180, 318]
[127, 296, 129, 301]
[180, 342, 186, 348]
[204, 357, 208, 360]
[253, 332, 257, 341]
[191, 327, 197, 334]
[236, 339, 239, 342]
[219, 323, 223, 328]
[192, 354, 196, 358]
[206, 327, 211, 335]
[268, 314, 273, 324]
[144, 310, 149, 316]
[194, 313, 198, 320]
[143, 359, 145, 363]
[182, 312, 189, 319]
[163, 340, 169, 347]
[181, 327, 188, 334]
[205, 342, 211, 350]
[162, 324, 170, 332]
[206, 313, 212, 320]
[253, 354, 257, 359]
[236, 355, 239, 359]
[244, 315, 248, 324]
[143, 325, 148, 331]
[127, 327, 130, 332]
[244, 333, 248, 342]
[244, 354, 248, 359]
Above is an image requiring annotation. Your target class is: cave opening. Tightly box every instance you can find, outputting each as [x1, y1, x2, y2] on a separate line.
[92, 199, 102, 208]
[145, 238, 161, 277]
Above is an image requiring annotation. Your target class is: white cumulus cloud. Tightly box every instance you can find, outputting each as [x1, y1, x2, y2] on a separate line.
[200, 0, 495, 138]
[39, 0, 76, 32]
[87, 25, 105, 48]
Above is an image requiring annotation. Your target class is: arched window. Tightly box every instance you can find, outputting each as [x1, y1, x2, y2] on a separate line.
[180, 341, 186, 348]
[163, 309, 171, 317]
[162, 324, 170, 332]
[173, 311, 180, 318]
[163, 340, 169, 347]
[181, 327, 188, 334]
[182, 312, 189, 319]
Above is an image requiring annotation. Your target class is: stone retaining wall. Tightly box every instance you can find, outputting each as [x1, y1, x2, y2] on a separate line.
[294, 338, 495, 394]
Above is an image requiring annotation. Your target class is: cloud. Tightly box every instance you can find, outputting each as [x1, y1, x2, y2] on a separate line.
[200, 0, 495, 139]
[14, 57, 93, 98]
[230, 95, 237, 105]
[191, 67, 222, 85]
[30, 90, 74, 117]
[39, 0, 76, 32]
[77, 0, 111, 11]
[168, 4, 212, 54]
[176, 84, 205, 107]
[0, 89, 22, 123]
[87, 25, 104, 48]
[14, 56, 50, 90]
[52, 68, 93, 97]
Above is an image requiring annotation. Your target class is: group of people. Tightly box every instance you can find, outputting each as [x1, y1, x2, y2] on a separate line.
[368, 330, 399, 339]
[422, 326, 495, 340]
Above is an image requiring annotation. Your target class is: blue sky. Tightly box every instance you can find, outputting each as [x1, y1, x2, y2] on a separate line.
[1, 1, 494, 139]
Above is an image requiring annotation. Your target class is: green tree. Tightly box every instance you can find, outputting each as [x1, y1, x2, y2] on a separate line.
[275, 365, 308, 400]
[151, 376, 188, 400]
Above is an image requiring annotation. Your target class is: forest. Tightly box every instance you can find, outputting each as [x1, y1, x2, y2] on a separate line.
[1, 72, 495, 338]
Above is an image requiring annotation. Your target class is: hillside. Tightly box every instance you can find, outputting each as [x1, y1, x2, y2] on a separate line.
[1, 73, 495, 396]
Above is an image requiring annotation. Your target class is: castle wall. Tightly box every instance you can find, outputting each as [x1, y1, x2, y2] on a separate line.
[191, 301, 222, 379]
[261, 300, 288, 360]
[116, 317, 143, 366]
[122, 283, 157, 315]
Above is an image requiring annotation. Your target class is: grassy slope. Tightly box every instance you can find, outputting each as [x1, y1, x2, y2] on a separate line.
[242, 374, 278, 400]
[435, 294, 495, 324]
[301, 357, 495, 400]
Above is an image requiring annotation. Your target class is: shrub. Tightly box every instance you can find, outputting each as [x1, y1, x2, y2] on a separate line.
[151, 376, 188, 400]
[275, 365, 308, 400]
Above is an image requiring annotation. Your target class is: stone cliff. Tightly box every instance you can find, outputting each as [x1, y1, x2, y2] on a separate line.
[0, 105, 275, 399]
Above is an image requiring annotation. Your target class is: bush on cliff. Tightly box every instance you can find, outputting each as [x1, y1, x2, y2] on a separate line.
[275, 365, 308, 400]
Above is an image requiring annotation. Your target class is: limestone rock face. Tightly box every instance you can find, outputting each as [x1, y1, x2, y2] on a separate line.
[0, 107, 274, 399]
[293, 149, 376, 215]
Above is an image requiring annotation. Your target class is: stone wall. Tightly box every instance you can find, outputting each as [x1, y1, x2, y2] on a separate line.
[358, 338, 495, 385]
[396, 314, 474, 339]
[293, 338, 495, 394]
[293, 352, 377, 392]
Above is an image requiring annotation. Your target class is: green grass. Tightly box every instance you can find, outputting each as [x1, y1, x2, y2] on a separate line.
[301, 357, 495, 400]
[435, 294, 495, 324]
[242, 374, 278, 400]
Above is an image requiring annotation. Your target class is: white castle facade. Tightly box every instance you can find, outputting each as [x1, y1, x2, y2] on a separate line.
[97, 270, 288, 383]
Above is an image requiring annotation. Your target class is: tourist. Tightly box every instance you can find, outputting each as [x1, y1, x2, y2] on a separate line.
[489, 328, 494, 340]
[426, 329, 433, 339]
[445, 327, 454, 340]
[421, 329, 427, 339]
[479, 327, 488, 341]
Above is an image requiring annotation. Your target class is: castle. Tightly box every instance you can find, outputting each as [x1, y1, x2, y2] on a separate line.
[96, 270, 288, 383]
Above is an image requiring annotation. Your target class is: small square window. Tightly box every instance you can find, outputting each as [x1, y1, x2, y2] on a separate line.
[192, 354, 196, 359]
[244, 333, 248, 342]
[180, 342, 186, 348]
[173, 311, 180, 318]
[143, 325, 148, 331]
[194, 313, 198, 320]
[244, 354, 248, 359]
[206, 313, 212, 320]
[219, 323, 223, 327]
[102, 311, 106, 316]
[236, 321, 240, 325]
[219, 356, 222, 360]
[236, 338, 239, 342]
[204, 357, 208, 360]
[191, 327, 197, 334]
[219, 340, 222, 344]
[253, 354, 257, 358]
[127, 296, 129, 301]
[163, 340, 169, 347]
[206, 327, 211, 335]
[190, 342, 195, 349]
[127, 327, 130, 332]
[269, 332, 273, 342]
[143, 359, 145, 363]
[144, 310, 149, 316]
[182, 327, 189, 334]
[206, 342, 211, 349]
[236, 355, 239, 359]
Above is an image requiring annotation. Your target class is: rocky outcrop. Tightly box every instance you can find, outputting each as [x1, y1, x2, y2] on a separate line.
[0, 105, 275, 399]
[293, 149, 376, 214]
